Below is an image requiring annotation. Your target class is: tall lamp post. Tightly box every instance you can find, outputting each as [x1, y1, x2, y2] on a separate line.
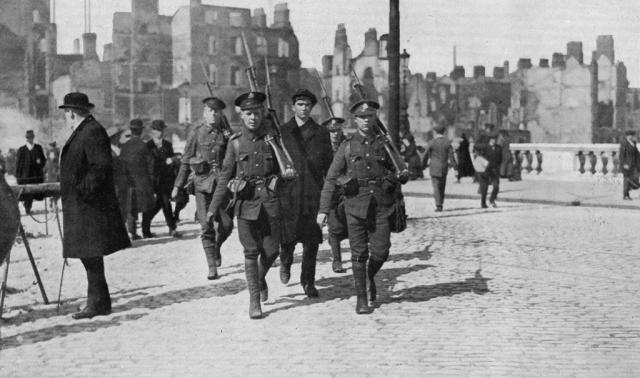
[388, 0, 400, 145]
[400, 49, 410, 134]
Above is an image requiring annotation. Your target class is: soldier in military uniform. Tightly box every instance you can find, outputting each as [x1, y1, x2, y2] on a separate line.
[172, 97, 231, 280]
[207, 91, 295, 319]
[279, 89, 333, 297]
[317, 100, 407, 314]
[322, 116, 348, 274]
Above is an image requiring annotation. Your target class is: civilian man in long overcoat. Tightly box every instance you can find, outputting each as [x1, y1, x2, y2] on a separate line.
[120, 119, 155, 239]
[279, 89, 333, 297]
[620, 130, 640, 200]
[424, 124, 455, 212]
[15, 130, 46, 213]
[59, 92, 131, 319]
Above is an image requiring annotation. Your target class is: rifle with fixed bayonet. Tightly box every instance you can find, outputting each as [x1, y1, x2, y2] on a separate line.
[197, 58, 233, 136]
[351, 67, 409, 178]
[314, 69, 345, 131]
[239, 32, 296, 179]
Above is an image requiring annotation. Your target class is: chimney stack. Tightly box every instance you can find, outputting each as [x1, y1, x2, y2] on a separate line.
[73, 38, 81, 54]
[539, 58, 549, 68]
[82, 32, 98, 60]
[551, 52, 565, 68]
[273, 3, 290, 28]
[517, 58, 532, 70]
[473, 65, 485, 79]
[252, 8, 266, 28]
[363, 28, 379, 57]
[566, 41, 584, 64]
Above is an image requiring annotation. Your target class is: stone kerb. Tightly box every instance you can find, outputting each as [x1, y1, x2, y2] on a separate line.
[510, 143, 621, 182]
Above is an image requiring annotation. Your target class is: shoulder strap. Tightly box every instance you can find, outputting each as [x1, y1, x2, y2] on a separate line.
[345, 139, 352, 176]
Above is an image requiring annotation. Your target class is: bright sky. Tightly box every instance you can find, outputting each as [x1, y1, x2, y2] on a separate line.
[53, 0, 640, 86]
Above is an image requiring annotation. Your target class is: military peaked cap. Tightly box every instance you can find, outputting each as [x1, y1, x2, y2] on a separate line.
[350, 99, 380, 115]
[202, 97, 226, 110]
[234, 92, 266, 110]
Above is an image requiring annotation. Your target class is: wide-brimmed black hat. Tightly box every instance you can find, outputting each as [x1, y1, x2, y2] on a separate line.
[291, 89, 317, 105]
[58, 92, 95, 112]
[150, 120, 167, 131]
[130, 119, 143, 130]
[624, 130, 636, 136]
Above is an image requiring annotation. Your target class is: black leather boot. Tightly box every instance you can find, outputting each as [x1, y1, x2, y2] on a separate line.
[73, 258, 111, 320]
[367, 259, 384, 302]
[329, 236, 346, 273]
[352, 261, 373, 314]
[244, 258, 263, 319]
[279, 244, 294, 284]
[257, 253, 278, 302]
[204, 247, 219, 280]
[301, 243, 319, 297]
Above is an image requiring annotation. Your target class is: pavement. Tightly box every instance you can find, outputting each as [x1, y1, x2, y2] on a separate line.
[404, 171, 640, 209]
[1, 179, 640, 376]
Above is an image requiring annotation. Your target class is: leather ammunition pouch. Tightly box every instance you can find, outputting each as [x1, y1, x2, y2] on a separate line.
[389, 195, 408, 233]
[337, 175, 358, 196]
[192, 160, 212, 175]
[227, 178, 252, 199]
[382, 176, 398, 194]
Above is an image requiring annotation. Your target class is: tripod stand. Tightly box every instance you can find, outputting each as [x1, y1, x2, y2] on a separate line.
[0, 183, 62, 317]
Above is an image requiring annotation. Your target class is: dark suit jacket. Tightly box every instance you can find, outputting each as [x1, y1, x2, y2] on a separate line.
[60, 116, 130, 258]
[425, 135, 453, 178]
[480, 144, 503, 178]
[147, 139, 176, 194]
[16, 144, 46, 184]
[619, 139, 639, 174]
[120, 136, 155, 213]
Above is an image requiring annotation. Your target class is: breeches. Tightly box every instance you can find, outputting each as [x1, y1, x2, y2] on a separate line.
[346, 205, 391, 263]
[237, 209, 281, 260]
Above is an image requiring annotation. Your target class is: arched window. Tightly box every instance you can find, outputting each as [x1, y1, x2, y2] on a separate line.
[234, 37, 243, 56]
[208, 36, 217, 54]
[277, 38, 289, 58]
[208, 63, 217, 85]
[230, 66, 241, 86]
[256, 36, 267, 55]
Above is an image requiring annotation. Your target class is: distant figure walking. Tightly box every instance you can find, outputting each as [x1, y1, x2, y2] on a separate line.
[424, 124, 454, 212]
[476, 132, 502, 208]
[15, 130, 46, 214]
[455, 133, 475, 182]
[120, 119, 155, 239]
[619, 130, 640, 200]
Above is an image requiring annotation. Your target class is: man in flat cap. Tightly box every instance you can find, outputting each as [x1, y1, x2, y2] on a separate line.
[58, 92, 130, 319]
[142, 120, 180, 238]
[317, 99, 407, 314]
[120, 119, 155, 239]
[207, 91, 293, 319]
[172, 97, 231, 280]
[278, 88, 334, 297]
[322, 117, 348, 274]
[15, 129, 46, 214]
[620, 130, 640, 199]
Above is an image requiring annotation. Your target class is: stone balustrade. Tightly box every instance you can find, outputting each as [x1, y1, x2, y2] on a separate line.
[509, 143, 621, 180]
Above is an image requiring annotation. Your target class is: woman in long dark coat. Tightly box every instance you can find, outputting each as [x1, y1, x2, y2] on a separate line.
[455, 133, 475, 182]
[59, 92, 130, 320]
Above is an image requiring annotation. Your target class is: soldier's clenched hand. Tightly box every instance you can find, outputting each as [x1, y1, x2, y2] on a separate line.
[316, 213, 327, 229]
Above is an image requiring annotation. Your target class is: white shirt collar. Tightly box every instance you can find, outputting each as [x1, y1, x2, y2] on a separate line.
[295, 116, 308, 127]
[26, 142, 34, 150]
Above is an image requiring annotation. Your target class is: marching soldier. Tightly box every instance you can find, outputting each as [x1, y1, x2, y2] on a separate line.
[207, 91, 295, 319]
[172, 97, 231, 280]
[317, 100, 407, 314]
[322, 117, 348, 273]
[279, 89, 333, 297]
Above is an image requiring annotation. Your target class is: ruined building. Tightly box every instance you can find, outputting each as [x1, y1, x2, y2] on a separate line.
[172, 0, 300, 125]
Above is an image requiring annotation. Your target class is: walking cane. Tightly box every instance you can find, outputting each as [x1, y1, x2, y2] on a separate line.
[53, 199, 67, 312]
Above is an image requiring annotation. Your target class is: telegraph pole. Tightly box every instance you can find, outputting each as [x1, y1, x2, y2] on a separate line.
[388, 0, 400, 145]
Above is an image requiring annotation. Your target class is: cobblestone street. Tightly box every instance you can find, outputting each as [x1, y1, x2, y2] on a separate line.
[1, 195, 640, 376]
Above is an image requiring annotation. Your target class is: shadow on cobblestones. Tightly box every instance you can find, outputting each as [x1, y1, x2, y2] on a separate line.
[1, 279, 246, 348]
[131, 229, 200, 248]
[266, 263, 435, 316]
[1, 285, 165, 327]
[376, 269, 491, 306]
[0, 313, 147, 349]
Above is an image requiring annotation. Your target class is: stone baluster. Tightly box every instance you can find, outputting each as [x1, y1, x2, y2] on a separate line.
[577, 151, 586, 174]
[535, 150, 543, 174]
[600, 152, 609, 175]
[512, 150, 522, 181]
[611, 151, 619, 176]
[524, 151, 533, 173]
[588, 151, 597, 174]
